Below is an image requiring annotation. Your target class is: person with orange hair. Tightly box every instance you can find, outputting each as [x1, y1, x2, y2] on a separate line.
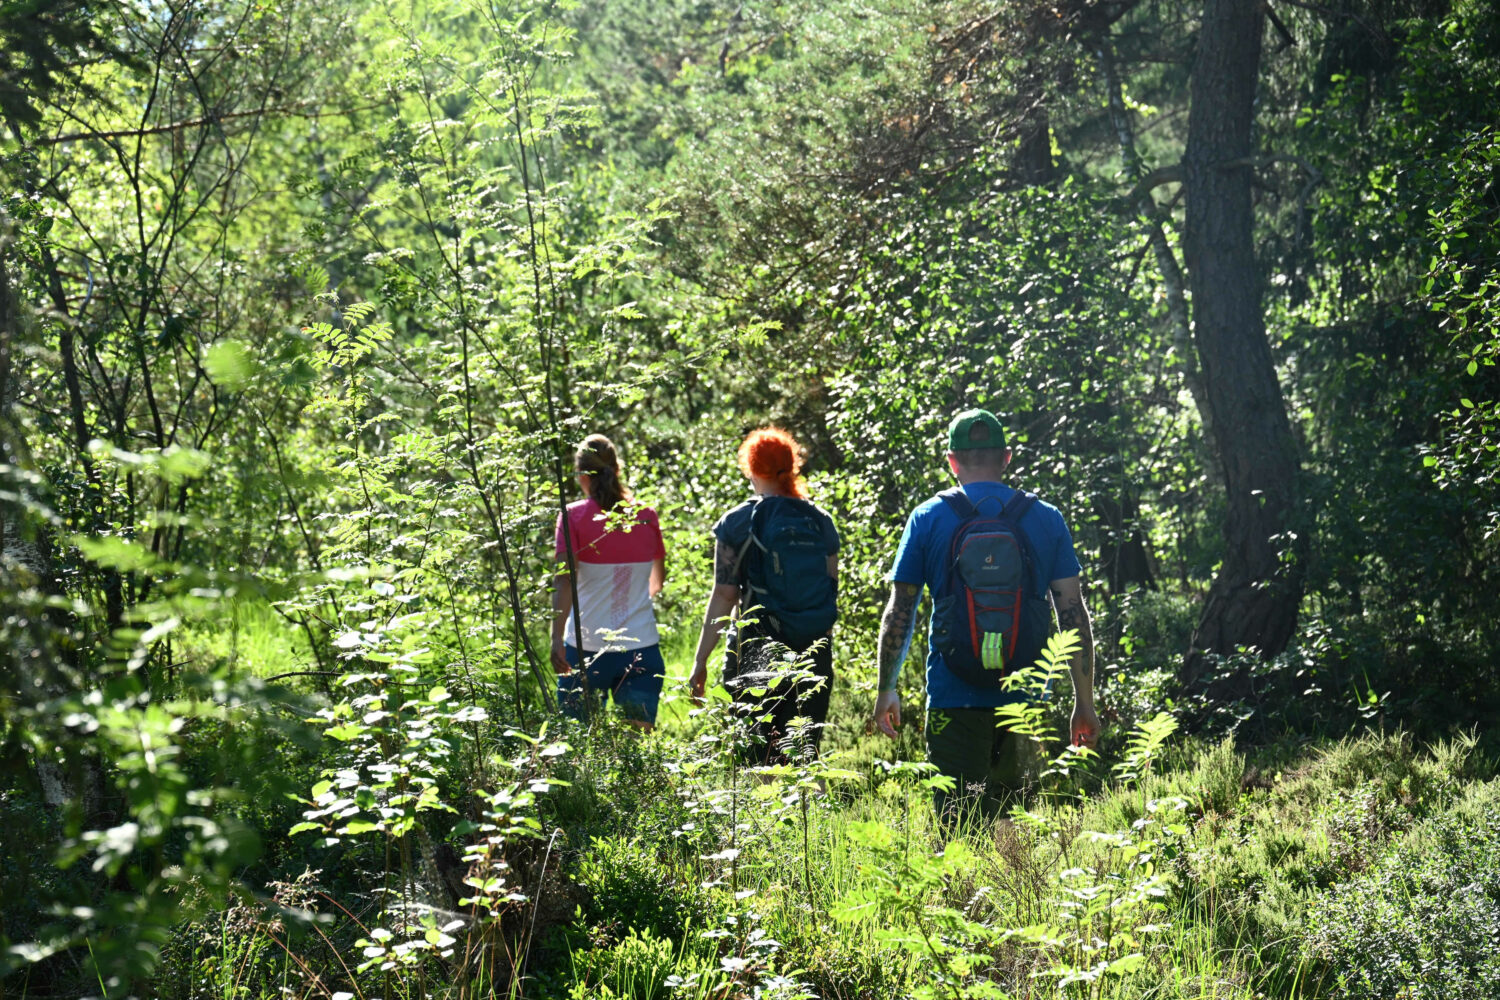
[689, 427, 840, 765]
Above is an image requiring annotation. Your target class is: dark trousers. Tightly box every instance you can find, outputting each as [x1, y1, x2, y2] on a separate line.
[724, 621, 834, 766]
[925, 707, 1034, 831]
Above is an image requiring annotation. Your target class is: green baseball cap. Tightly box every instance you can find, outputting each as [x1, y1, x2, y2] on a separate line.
[947, 408, 1007, 451]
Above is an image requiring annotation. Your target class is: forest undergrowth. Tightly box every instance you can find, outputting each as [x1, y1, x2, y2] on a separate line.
[20, 595, 1485, 1000]
[5, 0, 1500, 997]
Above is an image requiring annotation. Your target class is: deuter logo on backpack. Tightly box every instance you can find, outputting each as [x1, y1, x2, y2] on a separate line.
[739, 496, 837, 649]
[930, 488, 1053, 688]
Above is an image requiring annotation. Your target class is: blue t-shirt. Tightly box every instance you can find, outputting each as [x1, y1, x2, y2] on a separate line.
[889, 481, 1081, 709]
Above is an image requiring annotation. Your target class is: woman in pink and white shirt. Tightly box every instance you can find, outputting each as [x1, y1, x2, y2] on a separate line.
[551, 434, 667, 728]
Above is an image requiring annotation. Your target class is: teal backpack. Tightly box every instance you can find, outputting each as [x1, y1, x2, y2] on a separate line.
[737, 496, 837, 650]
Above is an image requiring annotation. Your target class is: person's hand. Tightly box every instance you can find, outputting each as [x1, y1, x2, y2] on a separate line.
[688, 662, 708, 706]
[550, 637, 572, 675]
[870, 690, 901, 739]
[1070, 702, 1101, 750]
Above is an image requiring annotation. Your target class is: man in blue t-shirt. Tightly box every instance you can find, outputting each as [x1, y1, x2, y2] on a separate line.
[870, 408, 1100, 826]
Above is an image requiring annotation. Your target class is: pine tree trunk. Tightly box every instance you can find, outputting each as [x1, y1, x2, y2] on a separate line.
[1181, 0, 1305, 682]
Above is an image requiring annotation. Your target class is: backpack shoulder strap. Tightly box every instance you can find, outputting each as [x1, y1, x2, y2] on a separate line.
[1000, 489, 1038, 522]
[746, 495, 779, 548]
[937, 487, 978, 520]
[735, 498, 763, 584]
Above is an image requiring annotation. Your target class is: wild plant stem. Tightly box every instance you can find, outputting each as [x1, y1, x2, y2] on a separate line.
[801, 786, 812, 909]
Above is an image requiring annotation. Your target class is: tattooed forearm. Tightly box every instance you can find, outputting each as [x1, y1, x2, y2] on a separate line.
[713, 540, 741, 586]
[877, 583, 921, 692]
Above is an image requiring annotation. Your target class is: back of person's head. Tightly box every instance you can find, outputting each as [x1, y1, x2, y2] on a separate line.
[738, 426, 809, 500]
[947, 409, 1010, 477]
[575, 434, 631, 511]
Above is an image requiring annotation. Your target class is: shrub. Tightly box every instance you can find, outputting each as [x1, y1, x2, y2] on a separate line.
[1303, 790, 1500, 999]
[542, 724, 688, 845]
[1174, 731, 1488, 964]
[574, 837, 707, 942]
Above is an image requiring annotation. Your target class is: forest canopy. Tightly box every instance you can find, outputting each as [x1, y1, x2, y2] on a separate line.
[3, 0, 1499, 997]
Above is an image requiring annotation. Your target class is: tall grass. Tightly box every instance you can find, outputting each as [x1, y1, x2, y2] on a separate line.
[143, 609, 1499, 1000]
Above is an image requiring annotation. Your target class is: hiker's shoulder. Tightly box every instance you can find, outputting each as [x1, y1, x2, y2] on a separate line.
[562, 497, 600, 523]
[712, 499, 757, 542]
[908, 492, 950, 521]
[1023, 492, 1072, 530]
[806, 498, 839, 539]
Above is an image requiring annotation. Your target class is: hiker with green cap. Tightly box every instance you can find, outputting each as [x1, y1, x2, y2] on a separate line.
[870, 408, 1100, 828]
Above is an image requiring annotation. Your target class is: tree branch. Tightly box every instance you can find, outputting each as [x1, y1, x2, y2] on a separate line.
[31, 101, 388, 146]
[1129, 162, 1184, 200]
[1097, 37, 1216, 462]
[1266, 3, 1296, 51]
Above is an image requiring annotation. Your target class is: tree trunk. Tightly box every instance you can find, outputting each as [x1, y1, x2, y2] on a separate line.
[1182, 0, 1305, 681]
[0, 226, 45, 587]
[1096, 494, 1157, 592]
[2, 220, 109, 823]
[1013, 68, 1054, 186]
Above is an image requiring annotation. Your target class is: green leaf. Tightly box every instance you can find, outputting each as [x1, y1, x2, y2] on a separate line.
[157, 446, 212, 483]
[74, 536, 160, 573]
[1107, 952, 1147, 975]
[204, 340, 256, 390]
[340, 820, 381, 836]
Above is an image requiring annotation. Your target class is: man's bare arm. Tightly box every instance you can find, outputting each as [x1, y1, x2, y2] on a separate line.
[1050, 575, 1100, 746]
[877, 582, 921, 692]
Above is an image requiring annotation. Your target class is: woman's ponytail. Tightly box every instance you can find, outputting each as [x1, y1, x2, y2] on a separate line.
[574, 434, 631, 511]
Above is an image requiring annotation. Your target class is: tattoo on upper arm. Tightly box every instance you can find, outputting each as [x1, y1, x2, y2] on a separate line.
[713, 540, 740, 587]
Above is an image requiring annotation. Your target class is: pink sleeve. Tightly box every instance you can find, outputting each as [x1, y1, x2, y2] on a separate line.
[554, 511, 566, 560]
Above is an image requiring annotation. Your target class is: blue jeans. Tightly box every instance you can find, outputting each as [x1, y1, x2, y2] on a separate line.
[558, 644, 665, 725]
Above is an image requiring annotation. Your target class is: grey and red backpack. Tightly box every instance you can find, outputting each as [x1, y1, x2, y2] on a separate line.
[929, 488, 1054, 688]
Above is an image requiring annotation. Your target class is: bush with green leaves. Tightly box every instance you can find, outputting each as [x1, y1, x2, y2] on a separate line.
[574, 836, 710, 943]
[566, 927, 678, 999]
[1175, 730, 1494, 984]
[1302, 789, 1500, 999]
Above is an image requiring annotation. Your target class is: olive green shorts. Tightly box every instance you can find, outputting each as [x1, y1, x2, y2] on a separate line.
[925, 707, 1035, 826]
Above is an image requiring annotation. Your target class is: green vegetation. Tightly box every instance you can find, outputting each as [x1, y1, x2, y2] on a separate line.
[3, 0, 1499, 997]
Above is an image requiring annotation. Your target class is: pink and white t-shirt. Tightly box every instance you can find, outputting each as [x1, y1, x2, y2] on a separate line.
[555, 498, 666, 652]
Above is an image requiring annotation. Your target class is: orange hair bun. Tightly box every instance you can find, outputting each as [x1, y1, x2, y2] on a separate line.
[737, 427, 808, 499]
